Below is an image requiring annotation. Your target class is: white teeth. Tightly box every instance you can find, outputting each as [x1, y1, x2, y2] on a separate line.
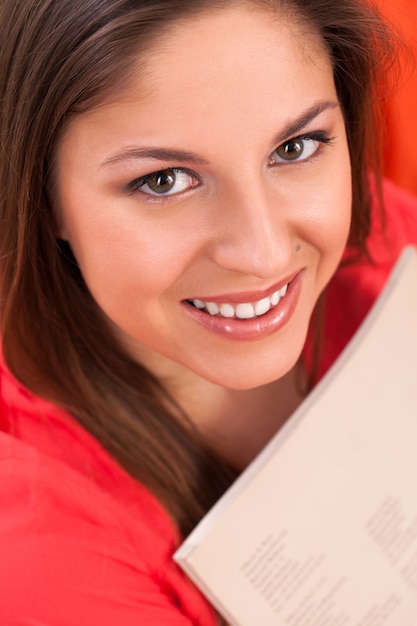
[206, 302, 220, 316]
[254, 297, 271, 316]
[270, 290, 280, 306]
[191, 282, 289, 319]
[219, 303, 235, 318]
[235, 303, 255, 319]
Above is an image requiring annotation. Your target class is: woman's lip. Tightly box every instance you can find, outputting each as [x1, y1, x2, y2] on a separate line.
[185, 270, 300, 304]
[182, 270, 303, 341]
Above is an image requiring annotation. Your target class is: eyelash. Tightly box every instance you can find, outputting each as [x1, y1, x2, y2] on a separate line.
[271, 131, 335, 164]
[126, 131, 335, 199]
[126, 168, 200, 198]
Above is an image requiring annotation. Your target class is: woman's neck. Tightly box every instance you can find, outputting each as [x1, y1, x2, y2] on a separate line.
[165, 363, 305, 470]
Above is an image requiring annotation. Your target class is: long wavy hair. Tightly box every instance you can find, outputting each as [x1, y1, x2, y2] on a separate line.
[0, 0, 397, 536]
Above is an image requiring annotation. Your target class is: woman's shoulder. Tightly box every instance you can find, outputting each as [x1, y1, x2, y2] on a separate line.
[0, 357, 216, 625]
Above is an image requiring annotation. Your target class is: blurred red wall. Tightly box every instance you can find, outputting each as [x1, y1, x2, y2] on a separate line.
[379, 0, 417, 195]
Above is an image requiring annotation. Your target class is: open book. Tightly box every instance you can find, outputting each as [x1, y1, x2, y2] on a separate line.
[174, 246, 417, 626]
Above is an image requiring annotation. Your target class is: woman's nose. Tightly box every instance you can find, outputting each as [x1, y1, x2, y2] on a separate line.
[210, 183, 293, 279]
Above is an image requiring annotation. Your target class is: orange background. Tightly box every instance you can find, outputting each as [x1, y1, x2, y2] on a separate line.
[379, 0, 417, 195]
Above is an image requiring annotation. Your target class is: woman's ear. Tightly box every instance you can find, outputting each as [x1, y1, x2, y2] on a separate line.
[52, 217, 69, 241]
[46, 166, 68, 240]
[49, 192, 69, 241]
[54, 217, 69, 241]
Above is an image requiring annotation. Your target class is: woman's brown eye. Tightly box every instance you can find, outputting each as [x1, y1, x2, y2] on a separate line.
[270, 135, 325, 165]
[276, 138, 304, 161]
[133, 168, 199, 197]
[144, 170, 176, 194]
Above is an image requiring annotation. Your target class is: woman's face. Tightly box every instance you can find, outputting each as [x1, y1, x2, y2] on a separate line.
[55, 5, 352, 390]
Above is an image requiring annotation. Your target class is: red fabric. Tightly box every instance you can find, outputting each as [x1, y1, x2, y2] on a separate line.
[0, 180, 417, 624]
[0, 371, 216, 624]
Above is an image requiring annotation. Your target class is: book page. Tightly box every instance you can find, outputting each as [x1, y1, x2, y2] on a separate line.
[175, 247, 417, 626]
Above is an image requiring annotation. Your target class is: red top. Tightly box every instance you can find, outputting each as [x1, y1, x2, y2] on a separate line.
[1, 180, 417, 625]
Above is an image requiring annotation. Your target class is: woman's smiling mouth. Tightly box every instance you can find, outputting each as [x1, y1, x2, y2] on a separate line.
[188, 283, 289, 320]
[182, 271, 303, 341]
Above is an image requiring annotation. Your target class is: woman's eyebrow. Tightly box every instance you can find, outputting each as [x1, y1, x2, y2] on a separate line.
[101, 147, 209, 168]
[100, 100, 340, 168]
[273, 100, 340, 144]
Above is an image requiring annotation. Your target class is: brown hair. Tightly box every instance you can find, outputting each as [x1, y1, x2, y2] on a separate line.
[0, 0, 397, 536]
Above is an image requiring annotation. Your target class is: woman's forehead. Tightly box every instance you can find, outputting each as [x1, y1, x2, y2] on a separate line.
[90, 3, 328, 110]
[57, 5, 335, 167]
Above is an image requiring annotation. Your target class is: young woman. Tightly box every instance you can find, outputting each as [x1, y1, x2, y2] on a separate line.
[1, 0, 416, 623]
